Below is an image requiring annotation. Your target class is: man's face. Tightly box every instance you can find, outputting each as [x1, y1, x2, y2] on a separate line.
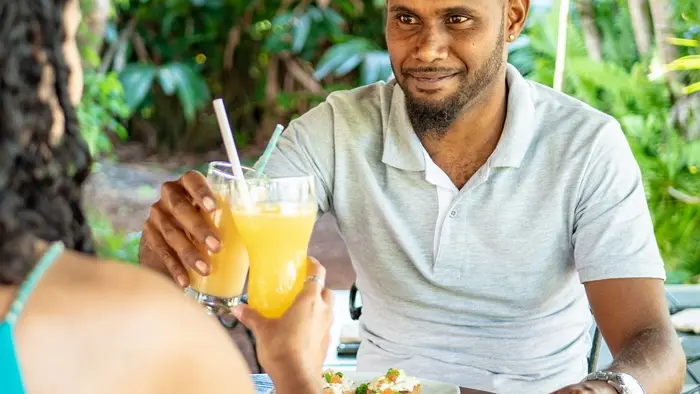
[385, 0, 508, 137]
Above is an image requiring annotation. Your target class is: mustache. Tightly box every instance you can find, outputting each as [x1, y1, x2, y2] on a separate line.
[401, 67, 464, 74]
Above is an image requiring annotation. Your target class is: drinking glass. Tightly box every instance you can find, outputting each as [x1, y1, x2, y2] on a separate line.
[231, 174, 317, 318]
[185, 162, 254, 315]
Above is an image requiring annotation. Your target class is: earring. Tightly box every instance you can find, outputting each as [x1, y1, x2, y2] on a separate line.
[509, 34, 515, 41]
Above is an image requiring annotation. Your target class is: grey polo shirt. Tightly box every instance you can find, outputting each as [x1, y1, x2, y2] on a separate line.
[263, 64, 666, 393]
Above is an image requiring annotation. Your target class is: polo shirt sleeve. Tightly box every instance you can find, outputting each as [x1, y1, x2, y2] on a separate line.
[257, 102, 335, 215]
[572, 120, 666, 283]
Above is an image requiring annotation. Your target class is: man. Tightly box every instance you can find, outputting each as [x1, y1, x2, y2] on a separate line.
[139, 0, 686, 392]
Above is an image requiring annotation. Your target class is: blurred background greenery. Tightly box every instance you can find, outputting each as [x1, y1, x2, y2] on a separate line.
[79, 0, 699, 282]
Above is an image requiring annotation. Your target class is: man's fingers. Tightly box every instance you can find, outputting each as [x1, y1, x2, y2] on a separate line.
[151, 202, 209, 275]
[143, 221, 189, 288]
[160, 181, 221, 253]
[180, 170, 217, 213]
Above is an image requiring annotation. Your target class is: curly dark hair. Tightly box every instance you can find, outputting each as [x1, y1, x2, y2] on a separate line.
[0, 0, 94, 285]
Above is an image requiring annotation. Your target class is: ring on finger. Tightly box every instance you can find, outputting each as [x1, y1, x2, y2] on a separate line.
[305, 275, 325, 287]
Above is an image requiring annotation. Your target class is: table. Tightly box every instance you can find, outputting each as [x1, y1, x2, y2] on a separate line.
[460, 388, 493, 394]
[322, 291, 494, 393]
[251, 374, 494, 393]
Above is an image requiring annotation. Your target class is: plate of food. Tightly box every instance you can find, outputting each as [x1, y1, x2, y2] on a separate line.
[320, 368, 460, 394]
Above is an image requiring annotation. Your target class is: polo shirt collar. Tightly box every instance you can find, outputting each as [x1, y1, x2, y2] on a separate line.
[382, 81, 426, 171]
[381, 64, 536, 171]
[489, 64, 536, 168]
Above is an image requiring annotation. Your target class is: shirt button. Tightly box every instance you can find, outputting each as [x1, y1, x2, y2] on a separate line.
[449, 210, 458, 218]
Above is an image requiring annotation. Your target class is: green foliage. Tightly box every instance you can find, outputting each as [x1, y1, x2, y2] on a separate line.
[562, 61, 700, 281]
[262, 6, 347, 58]
[517, 3, 700, 282]
[672, 0, 700, 38]
[313, 38, 393, 85]
[590, 0, 640, 69]
[77, 0, 129, 158]
[78, 0, 133, 261]
[104, 0, 389, 151]
[259, 4, 392, 84]
[88, 213, 141, 265]
[77, 71, 129, 157]
[669, 0, 700, 92]
[661, 38, 700, 94]
[118, 62, 210, 121]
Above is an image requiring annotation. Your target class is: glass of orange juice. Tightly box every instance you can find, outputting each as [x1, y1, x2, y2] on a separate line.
[230, 174, 317, 319]
[186, 161, 254, 316]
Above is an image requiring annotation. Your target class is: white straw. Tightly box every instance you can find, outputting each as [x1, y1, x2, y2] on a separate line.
[212, 98, 252, 209]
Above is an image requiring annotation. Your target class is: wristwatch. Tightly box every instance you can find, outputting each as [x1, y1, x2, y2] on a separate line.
[582, 371, 645, 394]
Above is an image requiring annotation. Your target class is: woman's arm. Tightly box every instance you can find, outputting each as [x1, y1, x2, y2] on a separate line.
[112, 254, 331, 394]
[126, 265, 257, 394]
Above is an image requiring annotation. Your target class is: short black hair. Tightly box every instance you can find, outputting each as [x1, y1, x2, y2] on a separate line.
[0, 0, 94, 285]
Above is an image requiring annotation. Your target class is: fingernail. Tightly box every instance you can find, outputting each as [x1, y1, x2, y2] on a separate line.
[206, 236, 220, 252]
[176, 275, 187, 287]
[203, 197, 216, 212]
[195, 260, 209, 275]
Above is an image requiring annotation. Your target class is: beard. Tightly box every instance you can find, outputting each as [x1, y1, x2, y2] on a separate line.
[395, 28, 506, 139]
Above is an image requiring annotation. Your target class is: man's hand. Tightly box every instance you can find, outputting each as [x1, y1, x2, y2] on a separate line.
[551, 381, 617, 393]
[140, 170, 221, 287]
[233, 257, 334, 393]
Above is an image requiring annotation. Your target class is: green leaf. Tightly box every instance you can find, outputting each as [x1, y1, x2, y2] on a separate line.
[157, 64, 180, 95]
[291, 14, 312, 54]
[161, 12, 177, 36]
[314, 38, 377, 80]
[119, 64, 157, 114]
[112, 39, 130, 73]
[159, 63, 211, 122]
[320, 7, 346, 31]
[307, 7, 324, 22]
[360, 51, 392, 85]
[334, 53, 363, 76]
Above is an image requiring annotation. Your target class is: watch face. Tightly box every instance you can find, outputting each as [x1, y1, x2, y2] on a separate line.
[618, 373, 645, 394]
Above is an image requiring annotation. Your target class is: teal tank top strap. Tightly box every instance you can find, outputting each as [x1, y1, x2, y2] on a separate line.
[4, 241, 66, 326]
[0, 241, 65, 394]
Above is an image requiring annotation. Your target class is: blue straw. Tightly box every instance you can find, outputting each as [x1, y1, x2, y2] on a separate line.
[254, 124, 285, 175]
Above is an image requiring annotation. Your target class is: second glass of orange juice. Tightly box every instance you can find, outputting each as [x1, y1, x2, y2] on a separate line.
[186, 162, 254, 316]
[231, 174, 317, 319]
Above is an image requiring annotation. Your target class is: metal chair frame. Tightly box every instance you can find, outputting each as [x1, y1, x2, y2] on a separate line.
[666, 291, 700, 393]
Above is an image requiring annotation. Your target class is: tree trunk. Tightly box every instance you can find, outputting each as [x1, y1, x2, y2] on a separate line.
[648, 0, 679, 65]
[648, 0, 682, 95]
[626, 0, 653, 56]
[574, 0, 602, 61]
[79, 0, 111, 69]
[553, 0, 572, 92]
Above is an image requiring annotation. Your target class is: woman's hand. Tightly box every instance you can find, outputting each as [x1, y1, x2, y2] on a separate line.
[233, 257, 334, 393]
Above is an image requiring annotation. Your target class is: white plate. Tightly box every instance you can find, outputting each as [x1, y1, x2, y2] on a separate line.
[343, 372, 460, 394]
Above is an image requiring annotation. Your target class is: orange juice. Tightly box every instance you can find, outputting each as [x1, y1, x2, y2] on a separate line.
[188, 196, 249, 298]
[232, 203, 316, 318]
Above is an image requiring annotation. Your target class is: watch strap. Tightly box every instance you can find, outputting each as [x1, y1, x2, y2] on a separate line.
[583, 371, 624, 393]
